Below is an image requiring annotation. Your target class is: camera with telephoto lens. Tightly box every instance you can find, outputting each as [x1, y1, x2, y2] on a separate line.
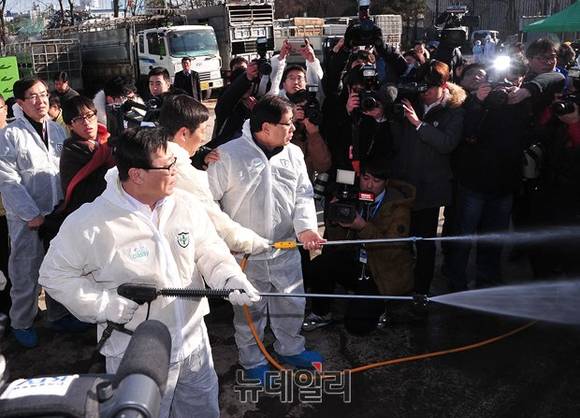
[386, 82, 429, 120]
[357, 64, 381, 112]
[255, 37, 272, 76]
[327, 170, 375, 224]
[287, 85, 322, 126]
[344, 0, 383, 49]
[552, 93, 580, 116]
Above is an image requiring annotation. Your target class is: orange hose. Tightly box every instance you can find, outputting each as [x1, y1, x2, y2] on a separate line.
[239, 253, 536, 377]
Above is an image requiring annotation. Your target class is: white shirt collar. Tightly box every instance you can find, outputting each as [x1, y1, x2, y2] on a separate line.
[120, 185, 167, 225]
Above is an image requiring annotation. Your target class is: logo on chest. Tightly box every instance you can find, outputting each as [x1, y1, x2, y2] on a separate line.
[129, 244, 150, 261]
[177, 232, 190, 248]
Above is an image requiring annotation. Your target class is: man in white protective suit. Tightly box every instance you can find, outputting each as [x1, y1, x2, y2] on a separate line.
[207, 95, 326, 384]
[157, 93, 271, 255]
[0, 78, 67, 348]
[39, 127, 260, 418]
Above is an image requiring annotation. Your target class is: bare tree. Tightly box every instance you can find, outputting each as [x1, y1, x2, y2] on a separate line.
[0, 0, 6, 50]
[113, 0, 120, 17]
[58, 0, 65, 27]
[67, 0, 74, 26]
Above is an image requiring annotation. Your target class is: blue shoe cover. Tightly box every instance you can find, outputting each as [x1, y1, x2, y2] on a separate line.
[12, 327, 38, 348]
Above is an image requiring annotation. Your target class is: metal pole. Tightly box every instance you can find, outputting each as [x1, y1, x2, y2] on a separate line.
[259, 292, 416, 301]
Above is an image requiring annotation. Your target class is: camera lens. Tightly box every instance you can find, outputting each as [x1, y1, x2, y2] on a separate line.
[360, 96, 378, 112]
[552, 101, 575, 116]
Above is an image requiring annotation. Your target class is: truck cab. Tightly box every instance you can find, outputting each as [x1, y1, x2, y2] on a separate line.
[137, 25, 223, 93]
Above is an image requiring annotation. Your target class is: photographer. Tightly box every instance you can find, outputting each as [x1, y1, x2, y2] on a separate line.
[211, 61, 260, 148]
[303, 159, 415, 334]
[389, 60, 466, 295]
[269, 39, 324, 102]
[93, 75, 143, 137]
[526, 76, 580, 278]
[324, 64, 395, 173]
[448, 60, 531, 291]
[287, 88, 332, 177]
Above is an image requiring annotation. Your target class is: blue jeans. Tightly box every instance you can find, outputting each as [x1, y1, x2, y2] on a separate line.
[448, 184, 513, 291]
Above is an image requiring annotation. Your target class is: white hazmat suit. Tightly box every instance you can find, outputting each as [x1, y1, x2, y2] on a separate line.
[207, 120, 318, 369]
[168, 141, 270, 254]
[0, 116, 66, 329]
[39, 169, 255, 417]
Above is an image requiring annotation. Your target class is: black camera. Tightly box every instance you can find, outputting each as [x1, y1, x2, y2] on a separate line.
[327, 170, 375, 224]
[288, 85, 322, 126]
[356, 64, 381, 112]
[255, 37, 272, 76]
[386, 82, 429, 120]
[344, 0, 383, 49]
[434, 5, 479, 48]
[552, 93, 580, 116]
[485, 81, 513, 109]
[327, 170, 359, 224]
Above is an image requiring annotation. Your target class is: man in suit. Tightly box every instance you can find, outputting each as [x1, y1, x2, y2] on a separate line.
[174, 57, 202, 101]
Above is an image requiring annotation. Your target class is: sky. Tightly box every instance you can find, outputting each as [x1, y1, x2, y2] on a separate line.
[7, 0, 63, 14]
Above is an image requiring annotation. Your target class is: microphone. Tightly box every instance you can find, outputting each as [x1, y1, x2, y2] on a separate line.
[110, 320, 171, 418]
[380, 85, 399, 105]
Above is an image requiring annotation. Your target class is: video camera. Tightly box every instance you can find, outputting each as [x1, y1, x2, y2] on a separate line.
[287, 85, 322, 126]
[255, 37, 272, 77]
[552, 93, 580, 116]
[434, 5, 480, 48]
[327, 169, 375, 224]
[344, 0, 383, 50]
[0, 320, 171, 418]
[109, 97, 162, 129]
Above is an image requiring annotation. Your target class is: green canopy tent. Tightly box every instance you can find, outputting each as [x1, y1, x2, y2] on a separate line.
[523, 1, 580, 32]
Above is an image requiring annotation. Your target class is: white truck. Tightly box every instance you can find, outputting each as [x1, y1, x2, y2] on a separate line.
[43, 15, 222, 96]
[137, 25, 223, 93]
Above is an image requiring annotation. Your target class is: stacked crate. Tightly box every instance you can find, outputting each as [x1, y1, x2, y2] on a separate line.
[373, 14, 403, 49]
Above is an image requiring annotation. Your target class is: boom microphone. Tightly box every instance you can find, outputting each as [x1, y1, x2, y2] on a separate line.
[110, 320, 171, 418]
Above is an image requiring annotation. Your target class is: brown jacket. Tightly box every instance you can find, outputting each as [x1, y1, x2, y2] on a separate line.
[326, 179, 416, 295]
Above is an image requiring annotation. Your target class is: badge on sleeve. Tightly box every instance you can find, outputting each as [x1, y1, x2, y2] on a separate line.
[177, 232, 190, 248]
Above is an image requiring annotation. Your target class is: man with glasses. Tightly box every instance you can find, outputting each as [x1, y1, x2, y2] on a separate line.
[208, 95, 325, 385]
[0, 78, 67, 347]
[40, 127, 259, 418]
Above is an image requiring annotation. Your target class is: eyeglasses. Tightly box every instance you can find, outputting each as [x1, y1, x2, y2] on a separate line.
[533, 54, 557, 63]
[24, 92, 49, 102]
[71, 112, 97, 124]
[276, 121, 294, 127]
[143, 156, 177, 172]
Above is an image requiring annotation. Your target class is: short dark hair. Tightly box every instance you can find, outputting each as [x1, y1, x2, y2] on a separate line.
[62, 95, 97, 125]
[54, 71, 70, 82]
[361, 157, 389, 180]
[104, 76, 136, 99]
[281, 64, 306, 83]
[526, 38, 558, 60]
[230, 56, 248, 70]
[158, 94, 209, 136]
[148, 66, 171, 83]
[181, 56, 192, 63]
[49, 94, 61, 108]
[115, 127, 170, 182]
[13, 78, 48, 100]
[460, 63, 486, 80]
[250, 95, 293, 134]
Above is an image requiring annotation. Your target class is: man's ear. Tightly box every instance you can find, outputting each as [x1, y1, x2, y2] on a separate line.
[260, 121, 272, 137]
[176, 126, 189, 143]
[127, 167, 145, 185]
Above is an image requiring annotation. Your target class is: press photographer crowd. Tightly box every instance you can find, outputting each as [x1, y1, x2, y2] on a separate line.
[1, 1, 580, 416]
